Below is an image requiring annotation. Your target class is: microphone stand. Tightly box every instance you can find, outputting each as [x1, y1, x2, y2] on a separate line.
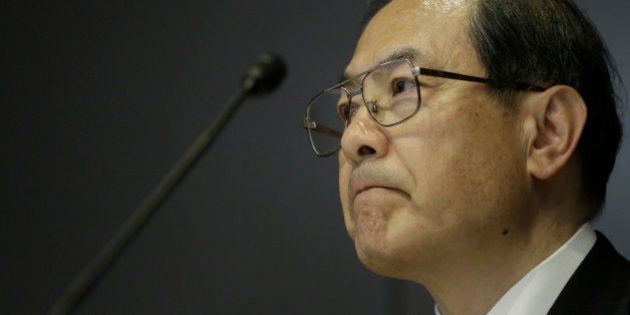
[49, 54, 286, 315]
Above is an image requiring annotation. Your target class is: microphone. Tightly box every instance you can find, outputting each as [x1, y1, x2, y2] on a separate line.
[49, 53, 287, 315]
[242, 53, 287, 95]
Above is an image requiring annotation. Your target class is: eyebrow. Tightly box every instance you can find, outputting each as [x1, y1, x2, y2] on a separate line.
[339, 47, 434, 83]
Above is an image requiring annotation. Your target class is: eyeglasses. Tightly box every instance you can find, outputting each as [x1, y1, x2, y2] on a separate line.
[304, 58, 547, 157]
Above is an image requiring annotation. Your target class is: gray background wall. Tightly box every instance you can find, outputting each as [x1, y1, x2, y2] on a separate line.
[2, 1, 628, 314]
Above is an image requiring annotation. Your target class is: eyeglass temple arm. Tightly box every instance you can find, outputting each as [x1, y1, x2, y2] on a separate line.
[419, 68, 547, 92]
[303, 118, 343, 138]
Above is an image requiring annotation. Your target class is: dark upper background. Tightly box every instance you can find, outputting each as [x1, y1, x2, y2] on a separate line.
[2, 1, 628, 314]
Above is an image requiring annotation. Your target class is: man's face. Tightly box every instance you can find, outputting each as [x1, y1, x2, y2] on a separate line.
[338, 0, 533, 282]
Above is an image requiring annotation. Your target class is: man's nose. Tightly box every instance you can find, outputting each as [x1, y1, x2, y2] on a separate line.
[340, 104, 388, 163]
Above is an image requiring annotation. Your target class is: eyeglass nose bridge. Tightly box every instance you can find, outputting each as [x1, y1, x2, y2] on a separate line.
[342, 86, 365, 125]
[346, 86, 363, 100]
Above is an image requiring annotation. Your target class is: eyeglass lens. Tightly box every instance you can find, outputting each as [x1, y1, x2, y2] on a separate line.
[306, 59, 420, 156]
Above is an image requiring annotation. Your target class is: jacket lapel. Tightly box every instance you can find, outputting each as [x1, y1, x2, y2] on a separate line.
[548, 232, 630, 314]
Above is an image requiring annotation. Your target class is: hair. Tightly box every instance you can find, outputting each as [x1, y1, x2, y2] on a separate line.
[360, 0, 623, 217]
[469, 0, 623, 217]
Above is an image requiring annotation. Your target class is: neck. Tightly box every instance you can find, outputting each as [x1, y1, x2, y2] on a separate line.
[425, 163, 590, 314]
[426, 211, 584, 315]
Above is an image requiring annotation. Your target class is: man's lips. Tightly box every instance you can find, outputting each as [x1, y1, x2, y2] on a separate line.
[353, 185, 393, 201]
[351, 184, 410, 202]
[348, 165, 410, 202]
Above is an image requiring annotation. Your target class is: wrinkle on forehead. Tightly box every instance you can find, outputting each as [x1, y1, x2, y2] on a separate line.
[420, 0, 468, 13]
[384, 0, 471, 20]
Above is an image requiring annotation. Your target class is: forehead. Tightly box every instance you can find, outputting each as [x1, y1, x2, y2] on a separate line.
[346, 0, 477, 76]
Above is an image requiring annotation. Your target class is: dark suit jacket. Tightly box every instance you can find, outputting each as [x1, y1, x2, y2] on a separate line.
[549, 232, 630, 314]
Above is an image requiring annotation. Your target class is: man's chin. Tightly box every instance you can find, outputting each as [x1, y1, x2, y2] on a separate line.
[354, 237, 404, 277]
[357, 252, 409, 280]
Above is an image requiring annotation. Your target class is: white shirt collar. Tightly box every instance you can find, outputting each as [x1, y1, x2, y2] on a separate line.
[435, 222, 596, 315]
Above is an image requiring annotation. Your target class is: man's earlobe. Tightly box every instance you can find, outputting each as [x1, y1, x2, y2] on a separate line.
[526, 85, 587, 180]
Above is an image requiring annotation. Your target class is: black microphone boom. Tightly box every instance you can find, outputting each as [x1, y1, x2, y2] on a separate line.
[49, 53, 287, 315]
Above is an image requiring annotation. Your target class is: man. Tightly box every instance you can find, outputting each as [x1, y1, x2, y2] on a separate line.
[304, 0, 629, 314]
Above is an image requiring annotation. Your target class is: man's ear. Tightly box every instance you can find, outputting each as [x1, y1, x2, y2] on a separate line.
[526, 85, 587, 180]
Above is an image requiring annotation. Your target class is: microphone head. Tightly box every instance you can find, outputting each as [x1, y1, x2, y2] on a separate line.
[242, 53, 287, 96]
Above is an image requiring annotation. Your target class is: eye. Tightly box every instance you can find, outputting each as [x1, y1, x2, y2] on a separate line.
[392, 78, 416, 95]
[337, 103, 359, 123]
